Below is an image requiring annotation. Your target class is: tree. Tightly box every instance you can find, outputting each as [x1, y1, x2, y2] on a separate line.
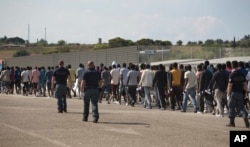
[176, 40, 183, 46]
[36, 39, 48, 46]
[198, 41, 203, 45]
[0, 36, 7, 44]
[94, 43, 109, 49]
[215, 39, 223, 45]
[6, 37, 25, 44]
[13, 50, 30, 57]
[57, 40, 67, 46]
[162, 40, 172, 46]
[136, 38, 154, 45]
[204, 39, 215, 46]
[108, 37, 131, 48]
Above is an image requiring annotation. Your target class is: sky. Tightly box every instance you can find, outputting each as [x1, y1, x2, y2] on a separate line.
[1, 0, 250, 44]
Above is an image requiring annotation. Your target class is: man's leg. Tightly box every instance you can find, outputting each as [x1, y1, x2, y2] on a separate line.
[90, 89, 99, 123]
[83, 90, 90, 121]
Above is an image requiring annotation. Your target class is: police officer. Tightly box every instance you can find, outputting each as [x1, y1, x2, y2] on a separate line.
[81, 61, 101, 123]
[226, 60, 249, 128]
[51, 60, 70, 113]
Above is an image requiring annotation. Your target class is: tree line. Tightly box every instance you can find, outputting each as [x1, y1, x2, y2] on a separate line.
[1, 35, 249, 49]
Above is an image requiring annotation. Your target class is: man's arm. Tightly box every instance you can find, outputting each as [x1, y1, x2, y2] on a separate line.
[51, 76, 55, 90]
[81, 80, 85, 92]
[227, 82, 232, 95]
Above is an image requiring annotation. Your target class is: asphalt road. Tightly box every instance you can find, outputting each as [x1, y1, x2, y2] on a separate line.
[0, 94, 249, 147]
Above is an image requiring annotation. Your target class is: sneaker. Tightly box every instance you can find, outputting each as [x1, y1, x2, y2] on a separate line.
[216, 114, 224, 117]
[113, 101, 119, 104]
[58, 110, 63, 113]
[226, 123, 235, 127]
[82, 118, 88, 122]
[244, 118, 249, 128]
[93, 118, 98, 123]
[197, 111, 203, 114]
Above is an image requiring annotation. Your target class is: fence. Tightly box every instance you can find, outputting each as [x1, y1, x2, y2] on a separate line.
[5, 46, 138, 69]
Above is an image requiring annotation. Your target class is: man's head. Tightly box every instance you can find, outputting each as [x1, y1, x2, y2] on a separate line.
[231, 60, 238, 69]
[87, 60, 95, 68]
[173, 62, 178, 69]
[186, 65, 192, 71]
[58, 60, 64, 67]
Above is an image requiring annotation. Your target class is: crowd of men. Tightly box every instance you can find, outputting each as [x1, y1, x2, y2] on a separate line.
[0, 60, 250, 127]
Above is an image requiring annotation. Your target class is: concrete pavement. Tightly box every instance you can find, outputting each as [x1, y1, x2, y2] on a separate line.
[0, 94, 249, 147]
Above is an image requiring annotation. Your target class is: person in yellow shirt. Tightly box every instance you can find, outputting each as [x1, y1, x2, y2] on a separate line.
[67, 64, 76, 98]
[170, 62, 182, 111]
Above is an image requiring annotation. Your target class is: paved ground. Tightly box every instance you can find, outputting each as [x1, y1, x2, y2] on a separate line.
[0, 94, 249, 147]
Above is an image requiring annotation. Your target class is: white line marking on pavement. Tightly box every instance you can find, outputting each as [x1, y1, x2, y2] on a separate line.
[1, 122, 71, 147]
[106, 128, 142, 136]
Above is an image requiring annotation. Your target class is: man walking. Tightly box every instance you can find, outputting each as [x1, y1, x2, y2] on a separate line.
[81, 61, 101, 123]
[153, 64, 168, 110]
[226, 60, 249, 128]
[76, 63, 85, 99]
[181, 65, 198, 113]
[170, 62, 182, 110]
[51, 60, 70, 113]
[139, 64, 154, 109]
[208, 63, 228, 117]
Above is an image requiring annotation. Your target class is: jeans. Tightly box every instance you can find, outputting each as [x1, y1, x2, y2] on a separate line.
[170, 86, 182, 109]
[182, 87, 197, 112]
[157, 85, 166, 109]
[127, 85, 137, 106]
[214, 89, 226, 115]
[55, 84, 67, 111]
[228, 92, 249, 119]
[83, 88, 99, 120]
[100, 84, 111, 99]
[154, 85, 160, 108]
[143, 87, 151, 108]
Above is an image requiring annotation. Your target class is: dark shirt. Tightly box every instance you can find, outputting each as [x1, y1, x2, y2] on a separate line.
[83, 68, 101, 89]
[208, 70, 228, 92]
[53, 67, 69, 85]
[229, 69, 246, 93]
[199, 69, 213, 92]
[153, 70, 168, 87]
[46, 70, 53, 83]
[101, 70, 111, 85]
[14, 69, 21, 81]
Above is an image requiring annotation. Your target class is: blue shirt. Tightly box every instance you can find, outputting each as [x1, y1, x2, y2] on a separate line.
[83, 68, 101, 89]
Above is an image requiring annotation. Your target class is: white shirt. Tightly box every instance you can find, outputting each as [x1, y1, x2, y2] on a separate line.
[138, 69, 153, 87]
[110, 68, 120, 85]
[21, 70, 30, 82]
[120, 67, 129, 85]
[184, 70, 196, 89]
[246, 71, 250, 92]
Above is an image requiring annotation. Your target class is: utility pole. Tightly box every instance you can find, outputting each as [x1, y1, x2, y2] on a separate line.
[44, 27, 47, 41]
[28, 24, 30, 43]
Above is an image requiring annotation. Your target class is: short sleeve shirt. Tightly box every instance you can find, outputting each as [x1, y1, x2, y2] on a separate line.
[229, 69, 246, 93]
[127, 70, 139, 86]
[83, 68, 101, 89]
[53, 67, 70, 85]
[184, 70, 196, 89]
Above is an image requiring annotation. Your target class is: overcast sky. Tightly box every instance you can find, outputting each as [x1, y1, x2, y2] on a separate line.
[1, 0, 249, 44]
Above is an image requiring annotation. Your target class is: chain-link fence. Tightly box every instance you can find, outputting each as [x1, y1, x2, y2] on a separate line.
[137, 45, 250, 63]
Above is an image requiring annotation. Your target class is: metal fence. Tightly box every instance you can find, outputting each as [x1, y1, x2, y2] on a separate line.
[4, 46, 250, 69]
[5, 46, 138, 69]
